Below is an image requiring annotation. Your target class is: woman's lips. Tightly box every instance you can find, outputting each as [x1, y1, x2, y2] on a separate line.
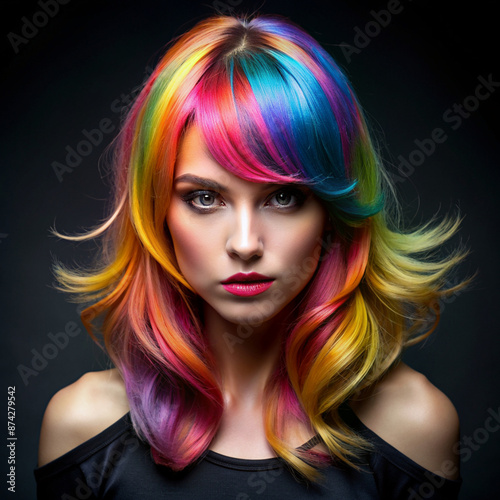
[221, 281, 274, 297]
[221, 273, 275, 297]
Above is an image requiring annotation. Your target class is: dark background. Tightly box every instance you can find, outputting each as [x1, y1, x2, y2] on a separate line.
[2, 0, 499, 498]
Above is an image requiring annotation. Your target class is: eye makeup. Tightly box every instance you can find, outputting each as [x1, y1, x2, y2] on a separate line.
[179, 185, 309, 214]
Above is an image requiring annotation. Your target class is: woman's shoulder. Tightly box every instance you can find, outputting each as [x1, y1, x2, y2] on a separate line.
[37, 368, 130, 467]
[350, 362, 460, 479]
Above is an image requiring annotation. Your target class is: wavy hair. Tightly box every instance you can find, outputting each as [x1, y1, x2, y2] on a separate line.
[50, 15, 469, 482]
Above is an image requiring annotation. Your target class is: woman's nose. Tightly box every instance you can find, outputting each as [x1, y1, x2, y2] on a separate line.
[225, 206, 264, 261]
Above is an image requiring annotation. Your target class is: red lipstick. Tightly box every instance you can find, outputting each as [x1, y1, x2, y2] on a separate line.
[221, 273, 274, 297]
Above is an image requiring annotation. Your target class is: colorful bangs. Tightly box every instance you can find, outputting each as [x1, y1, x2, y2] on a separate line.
[129, 16, 383, 231]
[190, 25, 383, 222]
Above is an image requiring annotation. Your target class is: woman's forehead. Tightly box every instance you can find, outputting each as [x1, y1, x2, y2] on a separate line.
[174, 125, 307, 193]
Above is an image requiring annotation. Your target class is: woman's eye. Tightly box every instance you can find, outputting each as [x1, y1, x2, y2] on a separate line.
[197, 193, 216, 206]
[182, 190, 221, 210]
[268, 189, 306, 209]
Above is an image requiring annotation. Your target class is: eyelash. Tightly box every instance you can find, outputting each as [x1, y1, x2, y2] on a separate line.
[181, 188, 307, 213]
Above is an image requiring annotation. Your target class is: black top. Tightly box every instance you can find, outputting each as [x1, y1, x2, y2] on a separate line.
[34, 404, 461, 499]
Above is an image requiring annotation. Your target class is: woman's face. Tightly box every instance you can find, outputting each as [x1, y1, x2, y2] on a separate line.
[166, 125, 328, 327]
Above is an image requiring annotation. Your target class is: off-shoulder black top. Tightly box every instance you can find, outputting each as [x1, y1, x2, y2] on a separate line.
[34, 403, 461, 499]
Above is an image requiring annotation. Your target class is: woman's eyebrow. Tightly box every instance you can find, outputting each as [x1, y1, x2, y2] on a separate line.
[173, 174, 228, 192]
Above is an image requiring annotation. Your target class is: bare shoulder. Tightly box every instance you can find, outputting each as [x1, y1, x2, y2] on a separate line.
[350, 362, 460, 479]
[38, 369, 130, 467]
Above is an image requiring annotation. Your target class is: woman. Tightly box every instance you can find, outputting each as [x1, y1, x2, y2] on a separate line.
[35, 14, 469, 499]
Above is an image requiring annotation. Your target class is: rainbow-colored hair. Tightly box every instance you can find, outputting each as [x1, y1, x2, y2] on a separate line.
[51, 15, 469, 482]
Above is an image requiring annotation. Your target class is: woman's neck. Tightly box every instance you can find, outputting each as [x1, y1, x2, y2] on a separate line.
[203, 303, 289, 409]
